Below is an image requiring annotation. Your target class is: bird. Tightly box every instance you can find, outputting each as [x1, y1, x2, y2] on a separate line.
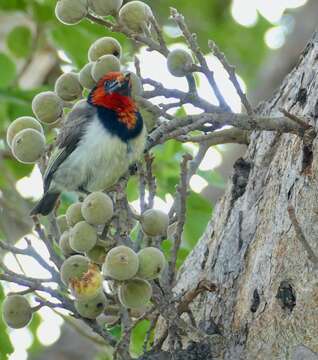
[30, 71, 146, 216]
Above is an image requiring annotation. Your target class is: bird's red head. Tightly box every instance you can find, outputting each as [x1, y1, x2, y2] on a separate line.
[88, 71, 138, 129]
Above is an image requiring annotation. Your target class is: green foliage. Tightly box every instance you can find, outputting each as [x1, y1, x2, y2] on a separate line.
[0, 53, 16, 89]
[153, 140, 183, 196]
[130, 320, 151, 356]
[50, 22, 127, 69]
[198, 169, 225, 189]
[0, 0, 27, 11]
[108, 324, 122, 339]
[6, 26, 33, 58]
[184, 192, 212, 248]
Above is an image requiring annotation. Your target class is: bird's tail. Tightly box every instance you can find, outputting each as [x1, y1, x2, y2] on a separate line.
[30, 192, 60, 216]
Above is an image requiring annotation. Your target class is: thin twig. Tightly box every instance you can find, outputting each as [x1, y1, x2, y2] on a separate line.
[279, 108, 311, 130]
[142, 77, 221, 113]
[0, 239, 60, 283]
[145, 153, 156, 209]
[170, 8, 230, 111]
[32, 218, 63, 269]
[177, 127, 250, 145]
[287, 204, 318, 266]
[147, 113, 302, 149]
[208, 39, 255, 123]
[86, 13, 168, 56]
[149, 17, 169, 55]
[134, 56, 142, 78]
[113, 307, 132, 360]
[169, 154, 192, 285]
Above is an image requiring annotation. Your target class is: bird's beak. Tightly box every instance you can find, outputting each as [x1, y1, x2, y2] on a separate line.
[106, 73, 131, 95]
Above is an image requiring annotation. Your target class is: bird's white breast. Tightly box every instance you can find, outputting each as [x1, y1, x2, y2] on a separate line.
[53, 115, 146, 192]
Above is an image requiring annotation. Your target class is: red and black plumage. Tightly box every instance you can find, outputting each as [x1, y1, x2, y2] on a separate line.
[31, 71, 146, 216]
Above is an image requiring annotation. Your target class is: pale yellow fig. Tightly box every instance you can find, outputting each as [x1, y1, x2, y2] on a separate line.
[55, 0, 88, 25]
[91, 55, 121, 82]
[137, 247, 166, 280]
[12, 129, 46, 164]
[60, 254, 90, 285]
[70, 221, 98, 253]
[86, 245, 107, 265]
[118, 278, 152, 309]
[55, 72, 83, 101]
[57, 214, 69, 234]
[66, 202, 84, 227]
[81, 192, 113, 225]
[79, 63, 96, 90]
[167, 49, 193, 77]
[6, 116, 43, 148]
[2, 295, 32, 329]
[59, 230, 74, 257]
[140, 209, 169, 237]
[119, 1, 153, 33]
[32, 91, 63, 124]
[102, 245, 138, 281]
[88, 37, 122, 62]
[75, 291, 107, 319]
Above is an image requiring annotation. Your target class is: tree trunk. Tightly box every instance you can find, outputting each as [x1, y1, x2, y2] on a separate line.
[174, 31, 318, 359]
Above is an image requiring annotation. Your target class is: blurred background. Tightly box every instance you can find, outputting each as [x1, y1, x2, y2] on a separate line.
[0, 0, 316, 359]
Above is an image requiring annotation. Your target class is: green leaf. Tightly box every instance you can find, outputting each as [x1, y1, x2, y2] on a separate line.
[197, 169, 225, 189]
[4, 158, 33, 180]
[184, 192, 212, 248]
[29, 0, 55, 23]
[0, 0, 26, 11]
[108, 324, 121, 339]
[0, 53, 16, 89]
[7, 26, 33, 58]
[49, 20, 127, 69]
[0, 285, 14, 360]
[130, 320, 151, 357]
[127, 176, 139, 202]
[153, 140, 183, 196]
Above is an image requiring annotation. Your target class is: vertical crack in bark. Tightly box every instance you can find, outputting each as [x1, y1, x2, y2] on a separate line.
[228, 158, 252, 220]
[296, 88, 307, 107]
[201, 246, 209, 270]
[238, 211, 243, 251]
[250, 289, 260, 313]
[301, 127, 316, 175]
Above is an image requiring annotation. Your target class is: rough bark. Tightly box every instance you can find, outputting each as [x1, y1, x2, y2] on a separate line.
[173, 31, 318, 359]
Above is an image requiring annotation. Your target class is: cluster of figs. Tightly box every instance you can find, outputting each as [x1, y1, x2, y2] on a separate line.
[2, 191, 169, 325]
[3, 0, 195, 328]
[6, 0, 194, 165]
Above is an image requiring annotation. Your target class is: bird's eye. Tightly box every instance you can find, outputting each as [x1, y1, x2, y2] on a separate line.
[104, 79, 117, 92]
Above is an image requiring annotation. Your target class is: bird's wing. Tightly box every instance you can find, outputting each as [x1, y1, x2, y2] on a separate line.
[43, 101, 96, 192]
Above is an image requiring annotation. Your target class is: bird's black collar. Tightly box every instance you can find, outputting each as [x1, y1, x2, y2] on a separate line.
[95, 106, 143, 142]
